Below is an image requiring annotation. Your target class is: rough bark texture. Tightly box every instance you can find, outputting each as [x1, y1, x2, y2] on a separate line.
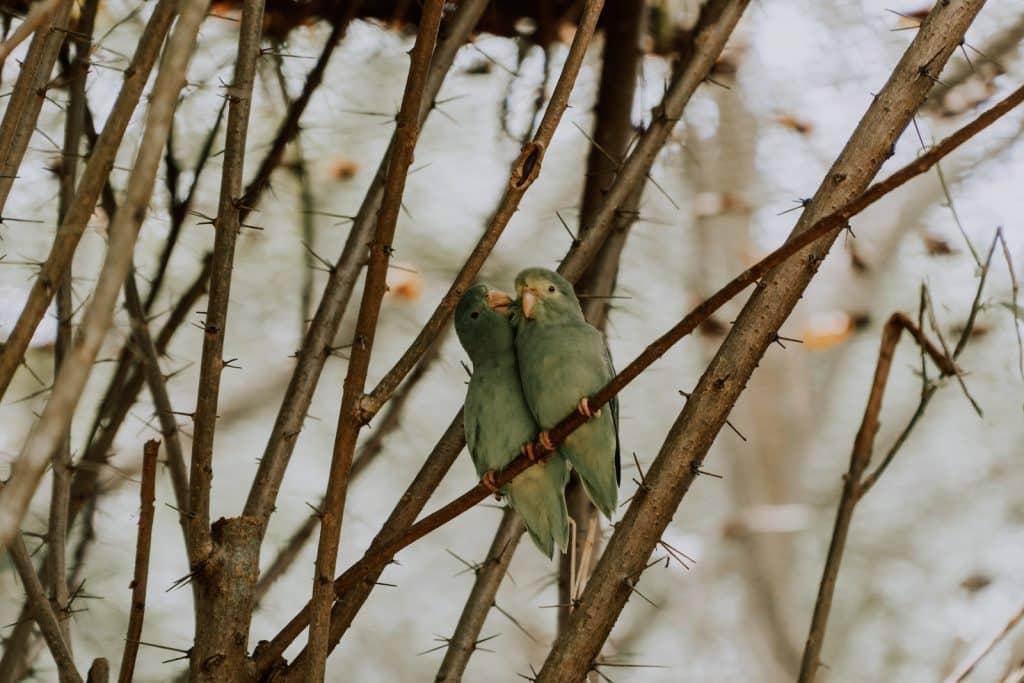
[536, 2, 987, 680]
[190, 517, 262, 681]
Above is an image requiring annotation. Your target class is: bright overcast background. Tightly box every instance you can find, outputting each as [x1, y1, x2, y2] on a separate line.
[1, 0, 1023, 681]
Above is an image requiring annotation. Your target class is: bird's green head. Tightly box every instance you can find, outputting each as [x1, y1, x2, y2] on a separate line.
[454, 284, 516, 362]
[514, 267, 583, 326]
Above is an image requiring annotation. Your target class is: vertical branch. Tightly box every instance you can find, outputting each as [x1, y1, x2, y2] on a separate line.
[243, 0, 490, 527]
[359, 0, 608, 416]
[537, 3, 985, 680]
[0, 0, 178, 400]
[0, 0, 212, 551]
[7, 534, 83, 683]
[796, 314, 957, 682]
[435, 509, 525, 682]
[87, 659, 110, 683]
[117, 440, 159, 683]
[48, 0, 99, 653]
[187, 0, 266, 563]
[304, 4, 445, 677]
[561, 0, 645, 635]
[252, 74, 1024, 677]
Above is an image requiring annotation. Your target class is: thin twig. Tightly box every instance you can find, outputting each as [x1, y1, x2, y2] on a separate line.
[7, 533, 83, 683]
[47, 0, 98, 654]
[186, 0, 265, 565]
[944, 602, 1024, 683]
[0, 0, 178, 400]
[358, 0, 608, 418]
[797, 313, 958, 681]
[117, 440, 159, 683]
[0, 0, 211, 552]
[304, 4, 445, 677]
[435, 509, 525, 682]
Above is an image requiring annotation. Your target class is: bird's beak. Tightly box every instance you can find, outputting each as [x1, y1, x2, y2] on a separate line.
[486, 290, 513, 318]
[519, 288, 537, 319]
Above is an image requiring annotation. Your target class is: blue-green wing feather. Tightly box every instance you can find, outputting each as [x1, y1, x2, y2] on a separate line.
[516, 321, 619, 518]
[464, 359, 569, 556]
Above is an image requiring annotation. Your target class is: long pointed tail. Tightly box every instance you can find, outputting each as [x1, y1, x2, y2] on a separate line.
[506, 457, 570, 558]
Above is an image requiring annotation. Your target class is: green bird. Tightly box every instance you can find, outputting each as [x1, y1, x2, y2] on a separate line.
[454, 284, 570, 557]
[513, 267, 620, 519]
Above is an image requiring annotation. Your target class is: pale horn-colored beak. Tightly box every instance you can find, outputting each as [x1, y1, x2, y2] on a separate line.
[486, 289, 513, 318]
[519, 288, 537, 319]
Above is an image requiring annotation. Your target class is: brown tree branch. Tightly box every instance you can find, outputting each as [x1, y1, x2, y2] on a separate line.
[561, 0, 645, 636]
[304, 4, 446, 677]
[536, 3, 990, 679]
[796, 311, 958, 682]
[316, 70, 1022, 627]
[0, 0, 211, 551]
[87, 659, 110, 683]
[252, 411, 467, 676]
[7, 533, 82, 683]
[0, 0, 178, 400]
[0, 0, 72, 213]
[253, 331, 446, 605]
[358, 0, 608, 418]
[0, 0, 66, 61]
[186, 0, 266, 564]
[47, 0, 98, 653]
[435, 509, 525, 682]
[944, 602, 1024, 683]
[242, 0, 493, 527]
[117, 440, 159, 683]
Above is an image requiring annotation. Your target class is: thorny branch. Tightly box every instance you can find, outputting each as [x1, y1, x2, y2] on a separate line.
[187, 0, 266, 564]
[0, 0, 211, 552]
[7, 531, 82, 683]
[0, 0, 179, 400]
[117, 440, 159, 683]
[303, 2, 445, 678]
[435, 509, 525, 682]
[796, 308, 961, 682]
[537, 3, 990, 679]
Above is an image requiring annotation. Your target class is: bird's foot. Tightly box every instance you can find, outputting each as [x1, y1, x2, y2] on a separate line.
[521, 441, 539, 462]
[538, 430, 554, 452]
[577, 397, 601, 419]
[481, 471, 501, 499]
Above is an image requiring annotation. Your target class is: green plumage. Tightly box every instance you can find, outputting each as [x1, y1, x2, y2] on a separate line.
[513, 268, 620, 519]
[455, 284, 570, 557]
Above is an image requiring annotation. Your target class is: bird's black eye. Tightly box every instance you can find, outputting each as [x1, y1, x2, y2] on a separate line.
[548, 285, 556, 293]
[470, 311, 480, 319]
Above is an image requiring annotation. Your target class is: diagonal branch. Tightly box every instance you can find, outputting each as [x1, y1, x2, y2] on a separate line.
[7, 533, 82, 683]
[303, 3, 446, 678]
[0, 0, 179, 401]
[435, 509, 525, 682]
[242, 0, 493, 527]
[537, 2, 991, 679]
[0, 0, 212, 552]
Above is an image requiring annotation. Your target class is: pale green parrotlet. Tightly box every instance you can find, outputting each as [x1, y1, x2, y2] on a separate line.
[513, 268, 620, 519]
[454, 284, 570, 557]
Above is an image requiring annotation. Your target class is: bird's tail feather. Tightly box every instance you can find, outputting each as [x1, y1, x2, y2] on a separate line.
[506, 458, 570, 558]
[577, 466, 618, 520]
